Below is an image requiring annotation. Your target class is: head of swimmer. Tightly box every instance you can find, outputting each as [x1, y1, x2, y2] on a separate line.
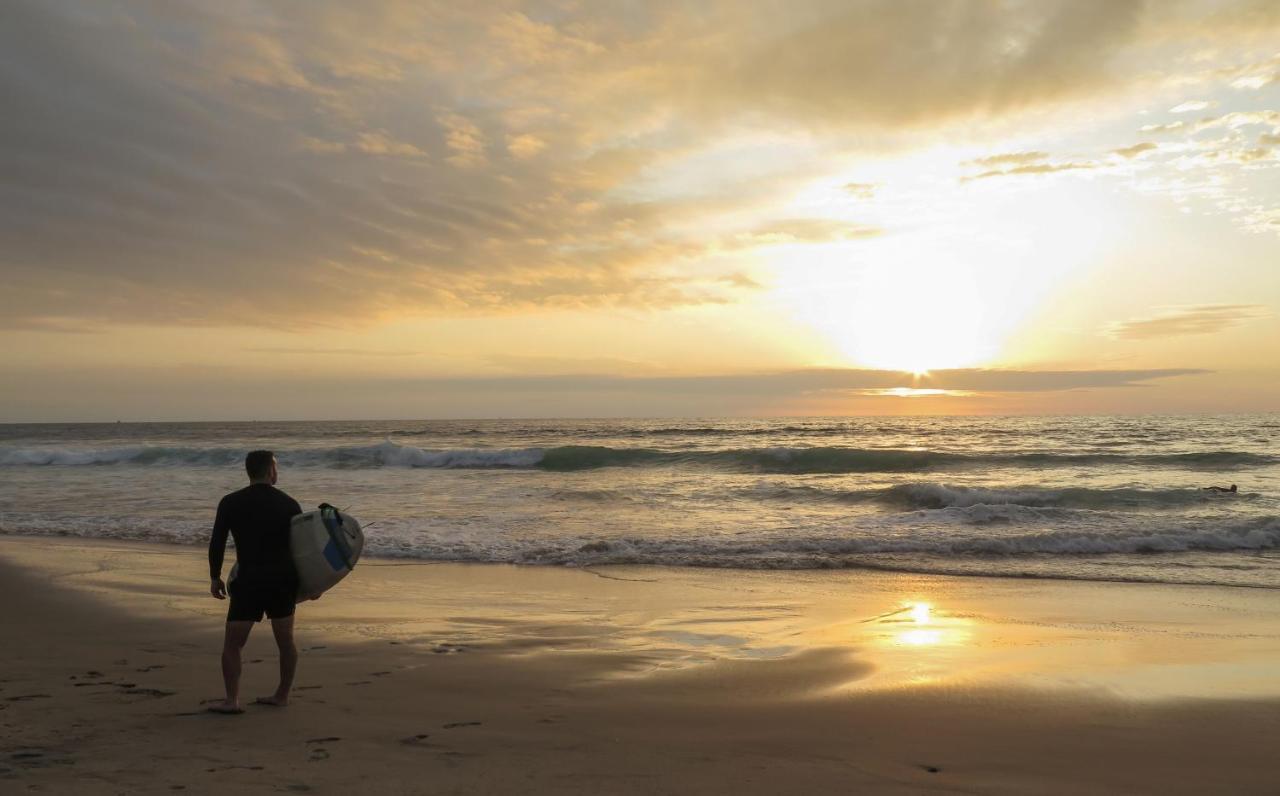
[245, 450, 278, 485]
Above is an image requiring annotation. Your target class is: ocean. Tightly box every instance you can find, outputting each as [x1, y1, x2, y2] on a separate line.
[1, 416, 1277, 588]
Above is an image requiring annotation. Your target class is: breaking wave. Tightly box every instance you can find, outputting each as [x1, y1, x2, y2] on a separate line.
[2, 441, 1274, 472]
[334, 516, 1280, 567]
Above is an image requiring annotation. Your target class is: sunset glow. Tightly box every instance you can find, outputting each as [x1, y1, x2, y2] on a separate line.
[2, 1, 1278, 420]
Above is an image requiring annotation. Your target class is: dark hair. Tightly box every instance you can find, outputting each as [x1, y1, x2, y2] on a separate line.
[245, 450, 275, 480]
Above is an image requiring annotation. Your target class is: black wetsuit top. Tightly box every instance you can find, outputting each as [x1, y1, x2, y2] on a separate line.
[209, 483, 302, 585]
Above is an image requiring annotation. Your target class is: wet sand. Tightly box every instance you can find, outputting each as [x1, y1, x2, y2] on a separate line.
[1, 535, 1278, 794]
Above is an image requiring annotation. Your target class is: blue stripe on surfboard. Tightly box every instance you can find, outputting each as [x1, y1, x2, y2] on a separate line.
[323, 539, 347, 572]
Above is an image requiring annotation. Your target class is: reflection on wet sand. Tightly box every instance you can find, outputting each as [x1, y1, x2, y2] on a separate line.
[871, 600, 972, 649]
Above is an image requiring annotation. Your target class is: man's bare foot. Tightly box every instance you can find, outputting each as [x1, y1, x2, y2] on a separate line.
[253, 695, 288, 707]
[206, 700, 244, 714]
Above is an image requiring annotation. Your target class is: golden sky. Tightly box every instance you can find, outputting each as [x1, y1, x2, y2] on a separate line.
[2, 0, 1279, 419]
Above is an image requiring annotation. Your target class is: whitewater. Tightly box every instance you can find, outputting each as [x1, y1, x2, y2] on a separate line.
[2, 416, 1278, 588]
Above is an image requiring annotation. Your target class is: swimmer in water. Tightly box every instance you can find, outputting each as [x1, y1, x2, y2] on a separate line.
[1202, 484, 1238, 493]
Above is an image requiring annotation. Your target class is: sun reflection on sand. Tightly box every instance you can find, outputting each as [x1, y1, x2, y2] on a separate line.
[878, 600, 970, 649]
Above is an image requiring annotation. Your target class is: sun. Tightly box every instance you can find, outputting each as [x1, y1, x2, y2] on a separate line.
[805, 256, 998, 373]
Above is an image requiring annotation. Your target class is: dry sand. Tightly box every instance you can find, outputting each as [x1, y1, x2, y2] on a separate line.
[1, 535, 1278, 794]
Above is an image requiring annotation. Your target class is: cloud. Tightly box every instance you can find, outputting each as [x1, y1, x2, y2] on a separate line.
[437, 112, 486, 167]
[692, 0, 1149, 129]
[351, 367, 1207, 397]
[1139, 121, 1187, 134]
[965, 160, 1099, 181]
[1109, 305, 1267, 340]
[730, 219, 881, 246]
[1170, 100, 1214, 113]
[484, 354, 662, 375]
[969, 151, 1050, 167]
[917, 368, 1206, 392]
[1189, 111, 1280, 134]
[244, 347, 421, 357]
[1, 0, 1276, 332]
[842, 182, 879, 199]
[962, 149, 1106, 181]
[0, 364, 1216, 421]
[1221, 53, 1280, 90]
[1112, 142, 1157, 158]
[506, 134, 546, 159]
[1124, 104, 1280, 233]
[354, 131, 429, 158]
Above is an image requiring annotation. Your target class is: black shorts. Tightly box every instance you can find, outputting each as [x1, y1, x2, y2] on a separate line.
[227, 577, 296, 623]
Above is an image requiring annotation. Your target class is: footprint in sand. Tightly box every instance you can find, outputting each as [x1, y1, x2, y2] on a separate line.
[919, 764, 941, 774]
[442, 721, 482, 729]
[9, 749, 74, 769]
[136, 665, 166, 673]
[399, 734, 431, 746]
[295, 685, 322, 691]
[6, 694, 51, 702]
[305, 737, 340, 744]
[431, 644, 468, 654]
[370, 671, 392, 677]
[307, 749, 330, 762]
[343, 681, 372, 686]
[121, 687, 175, 698]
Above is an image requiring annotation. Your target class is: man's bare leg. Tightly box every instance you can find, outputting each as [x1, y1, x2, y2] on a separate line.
[255, 615, 296, 707]
[210, 620, 254, 714]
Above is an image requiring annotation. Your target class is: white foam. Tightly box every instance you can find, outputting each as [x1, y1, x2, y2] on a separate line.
[0, 440, 548, 469]
[363, 440, 545, 469]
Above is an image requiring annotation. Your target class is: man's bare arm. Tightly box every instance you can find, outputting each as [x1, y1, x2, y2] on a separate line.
[209, 500, 229, 599]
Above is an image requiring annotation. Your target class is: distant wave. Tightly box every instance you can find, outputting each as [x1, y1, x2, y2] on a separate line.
[0, 445, 243, 467]
[2, 440, 1275, 472]
[733, 481, 1246, 510]
[879, 482, 1247, 510]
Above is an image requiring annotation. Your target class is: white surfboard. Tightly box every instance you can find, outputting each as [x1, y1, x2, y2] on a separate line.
[290, 504, 364, 600]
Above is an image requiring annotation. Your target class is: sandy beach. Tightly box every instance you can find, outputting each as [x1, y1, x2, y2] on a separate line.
[1, 535, 1278, 794]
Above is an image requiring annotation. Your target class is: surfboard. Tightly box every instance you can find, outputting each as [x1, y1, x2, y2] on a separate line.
[290, 504, 364, 600]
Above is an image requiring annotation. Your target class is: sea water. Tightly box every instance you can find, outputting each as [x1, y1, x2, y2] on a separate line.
[1, 416, 1277, 588]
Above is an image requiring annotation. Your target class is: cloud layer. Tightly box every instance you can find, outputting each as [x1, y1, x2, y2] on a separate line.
[1110, 305, 1268, 340]
[3, 0, 1269, 331]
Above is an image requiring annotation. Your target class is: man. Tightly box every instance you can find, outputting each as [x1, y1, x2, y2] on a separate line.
[1202, 484, 1238, 493]
[207, 450, 302, 714]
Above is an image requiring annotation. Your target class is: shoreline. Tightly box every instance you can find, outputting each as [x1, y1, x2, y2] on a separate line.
[2, 535, 1279, 793]
[2, 530, 1276, 592]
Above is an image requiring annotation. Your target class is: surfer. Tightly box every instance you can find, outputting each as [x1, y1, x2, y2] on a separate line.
[206, 450, 303, 715]
[1201, 484, 1238, 493]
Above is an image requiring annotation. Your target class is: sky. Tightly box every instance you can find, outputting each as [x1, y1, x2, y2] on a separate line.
[2, 0, 1279, 420]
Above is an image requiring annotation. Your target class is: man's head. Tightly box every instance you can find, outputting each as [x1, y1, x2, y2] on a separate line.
[1230, 484, 1238, 492]
[245, 450, 277, 484]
